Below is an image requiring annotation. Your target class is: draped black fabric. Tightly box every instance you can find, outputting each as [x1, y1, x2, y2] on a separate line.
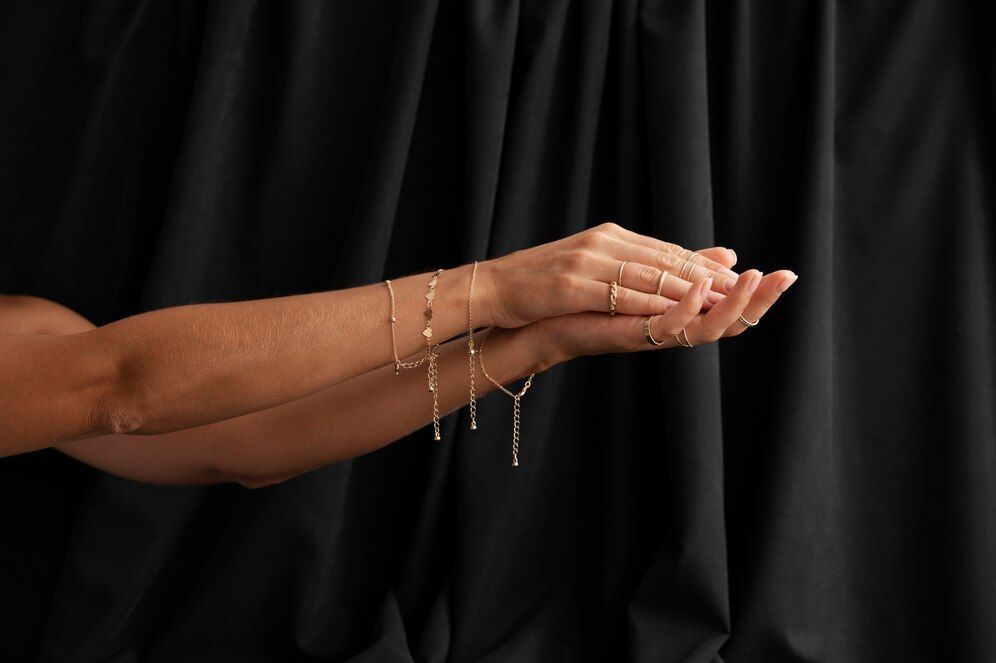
[1, 1, 994, 661]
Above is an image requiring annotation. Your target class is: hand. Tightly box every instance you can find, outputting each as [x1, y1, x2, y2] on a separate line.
[477, 222, 742, 329]
[522, 249, 798, 368]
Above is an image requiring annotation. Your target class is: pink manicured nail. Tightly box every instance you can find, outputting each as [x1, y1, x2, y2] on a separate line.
[729, 248, 737, 264]
[778, 273, 798, 293]
[701, 278, 713, 296]
[748, 271, 762, 293]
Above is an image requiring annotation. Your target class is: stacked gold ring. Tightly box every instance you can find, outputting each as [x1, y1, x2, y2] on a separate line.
[738, 314, 759, 328]
[655, 270, 669, 296]
[675, 328, 694, 348]
[644, 315, 666, 346]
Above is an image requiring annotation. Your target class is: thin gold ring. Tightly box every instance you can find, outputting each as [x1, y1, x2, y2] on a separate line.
[738, 314, 759, 328]
[680, 259, 695, 281]
[655, 270, 669, 296]
[644, 315, 666, 346]
[609, 281, 619, 315]
[617, 260, 628, 288]
[675, 327, 694, 348]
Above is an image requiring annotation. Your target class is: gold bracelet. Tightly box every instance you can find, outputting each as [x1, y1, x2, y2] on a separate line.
[385, 279, 428, 372]
[477, 326, 535, 467]
[424, 269, 443, 440]
[467, 261, 479, 430]
[384, 270, 444, 441]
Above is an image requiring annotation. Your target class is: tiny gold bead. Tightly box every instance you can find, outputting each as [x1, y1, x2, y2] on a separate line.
[434, 434, 441, 441]
[470, 422, 477, 430]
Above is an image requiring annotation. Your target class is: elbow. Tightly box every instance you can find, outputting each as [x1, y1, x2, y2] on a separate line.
[86, 342, 148, 436]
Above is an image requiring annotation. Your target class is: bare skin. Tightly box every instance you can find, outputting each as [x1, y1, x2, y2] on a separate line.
[2, 245, 797, 488]
[0, 223, 760, 457]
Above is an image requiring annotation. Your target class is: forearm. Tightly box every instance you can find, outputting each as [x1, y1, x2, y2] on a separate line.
[89, 263, 491, 436]
[57, 325, 546, 487]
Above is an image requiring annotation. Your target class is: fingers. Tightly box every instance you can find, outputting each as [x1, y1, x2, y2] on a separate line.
[600, 234, 738, 296]
[601, 223, 739, 281]
[575, 279, 677, 316]
[643, 276, 711, 347]
[696, 246, 738, 271]
[685, 269, 762, 344]
[583, 253, 725, 308]
[724, 270, 797, 337]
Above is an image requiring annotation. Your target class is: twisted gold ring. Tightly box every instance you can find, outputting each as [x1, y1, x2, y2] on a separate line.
[609, 281, 619, 315]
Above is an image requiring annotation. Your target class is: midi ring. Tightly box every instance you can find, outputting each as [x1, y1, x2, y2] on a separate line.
[675, 327, 694, 348]
[737, 314, 759, 328]
[608, 281, 619, 315]
[617, 260, 628, 288]
[644, 315, 665, 346]
[680, 259, 695, 281]
[655, 270, 669, 296]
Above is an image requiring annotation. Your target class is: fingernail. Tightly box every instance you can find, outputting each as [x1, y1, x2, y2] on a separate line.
[777, 273, 798, 293]
[748, 271, 762, 293]
[722, 278, 734, 292]
[700, 278, 713, 296]
[729, 248, 737, 264]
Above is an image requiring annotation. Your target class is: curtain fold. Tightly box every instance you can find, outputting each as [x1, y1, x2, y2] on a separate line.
[1, 1, 993, 661]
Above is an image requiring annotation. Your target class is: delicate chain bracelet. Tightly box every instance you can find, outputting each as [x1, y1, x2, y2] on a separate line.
[477, 326, 535, 467]
[467, 261, 479, 430]
[385, 269, 444, 441]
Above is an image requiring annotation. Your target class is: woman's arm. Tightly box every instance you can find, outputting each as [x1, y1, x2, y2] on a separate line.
[52, 257, 796, 489]
[0, 224, 739, 458]
[57, 324, 548, 487]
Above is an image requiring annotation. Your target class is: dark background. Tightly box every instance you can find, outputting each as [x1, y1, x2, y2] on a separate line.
[1, 1, 994, 661]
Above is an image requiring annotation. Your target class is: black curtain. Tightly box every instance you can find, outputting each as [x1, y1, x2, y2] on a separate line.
[2, 1, 994, 661]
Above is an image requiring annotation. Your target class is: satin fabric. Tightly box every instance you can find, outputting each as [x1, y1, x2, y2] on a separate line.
[1, 1, 993, 661]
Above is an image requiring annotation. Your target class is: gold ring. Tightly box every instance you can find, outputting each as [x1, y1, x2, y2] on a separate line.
[609, 281, 619, 315]
[655, 270, 669, 296]
[738, 314, 759, 328]
[675, 327, 694, 348]
[680, 259, 695, 280]
[617, 260, 628, 288]
[644, 315, 665, 346]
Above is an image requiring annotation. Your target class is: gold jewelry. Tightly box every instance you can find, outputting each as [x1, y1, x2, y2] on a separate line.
[738, 313, 759, 328]
[617, 260, 628, 287]
[385, 279, 428, 372]
[467, 261, 479, 430]
[477, 327, 535, 467]
[424, 269, 443, 440]
[643, 315, 665, 346]
[655, 270, 669, 296]
[608, 281, 619, 316]
[675, 327, 694, 348]
[680, 259, 695, 281]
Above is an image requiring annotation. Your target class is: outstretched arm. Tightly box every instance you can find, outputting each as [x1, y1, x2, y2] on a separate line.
[0, 224, 740, 458]
[50, 252, 797, 488]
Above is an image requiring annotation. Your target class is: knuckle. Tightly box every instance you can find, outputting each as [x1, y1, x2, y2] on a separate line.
[639, 265, 659, 288]
[562, 249, 592, 272]
[660, 241, 682, 255]
[597, 220, 621, 233]
[657, 252, 681, 270]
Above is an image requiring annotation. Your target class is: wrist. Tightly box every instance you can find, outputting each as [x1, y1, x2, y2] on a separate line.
[471, 258, 499, 329]
[516, 320, 568, 375]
